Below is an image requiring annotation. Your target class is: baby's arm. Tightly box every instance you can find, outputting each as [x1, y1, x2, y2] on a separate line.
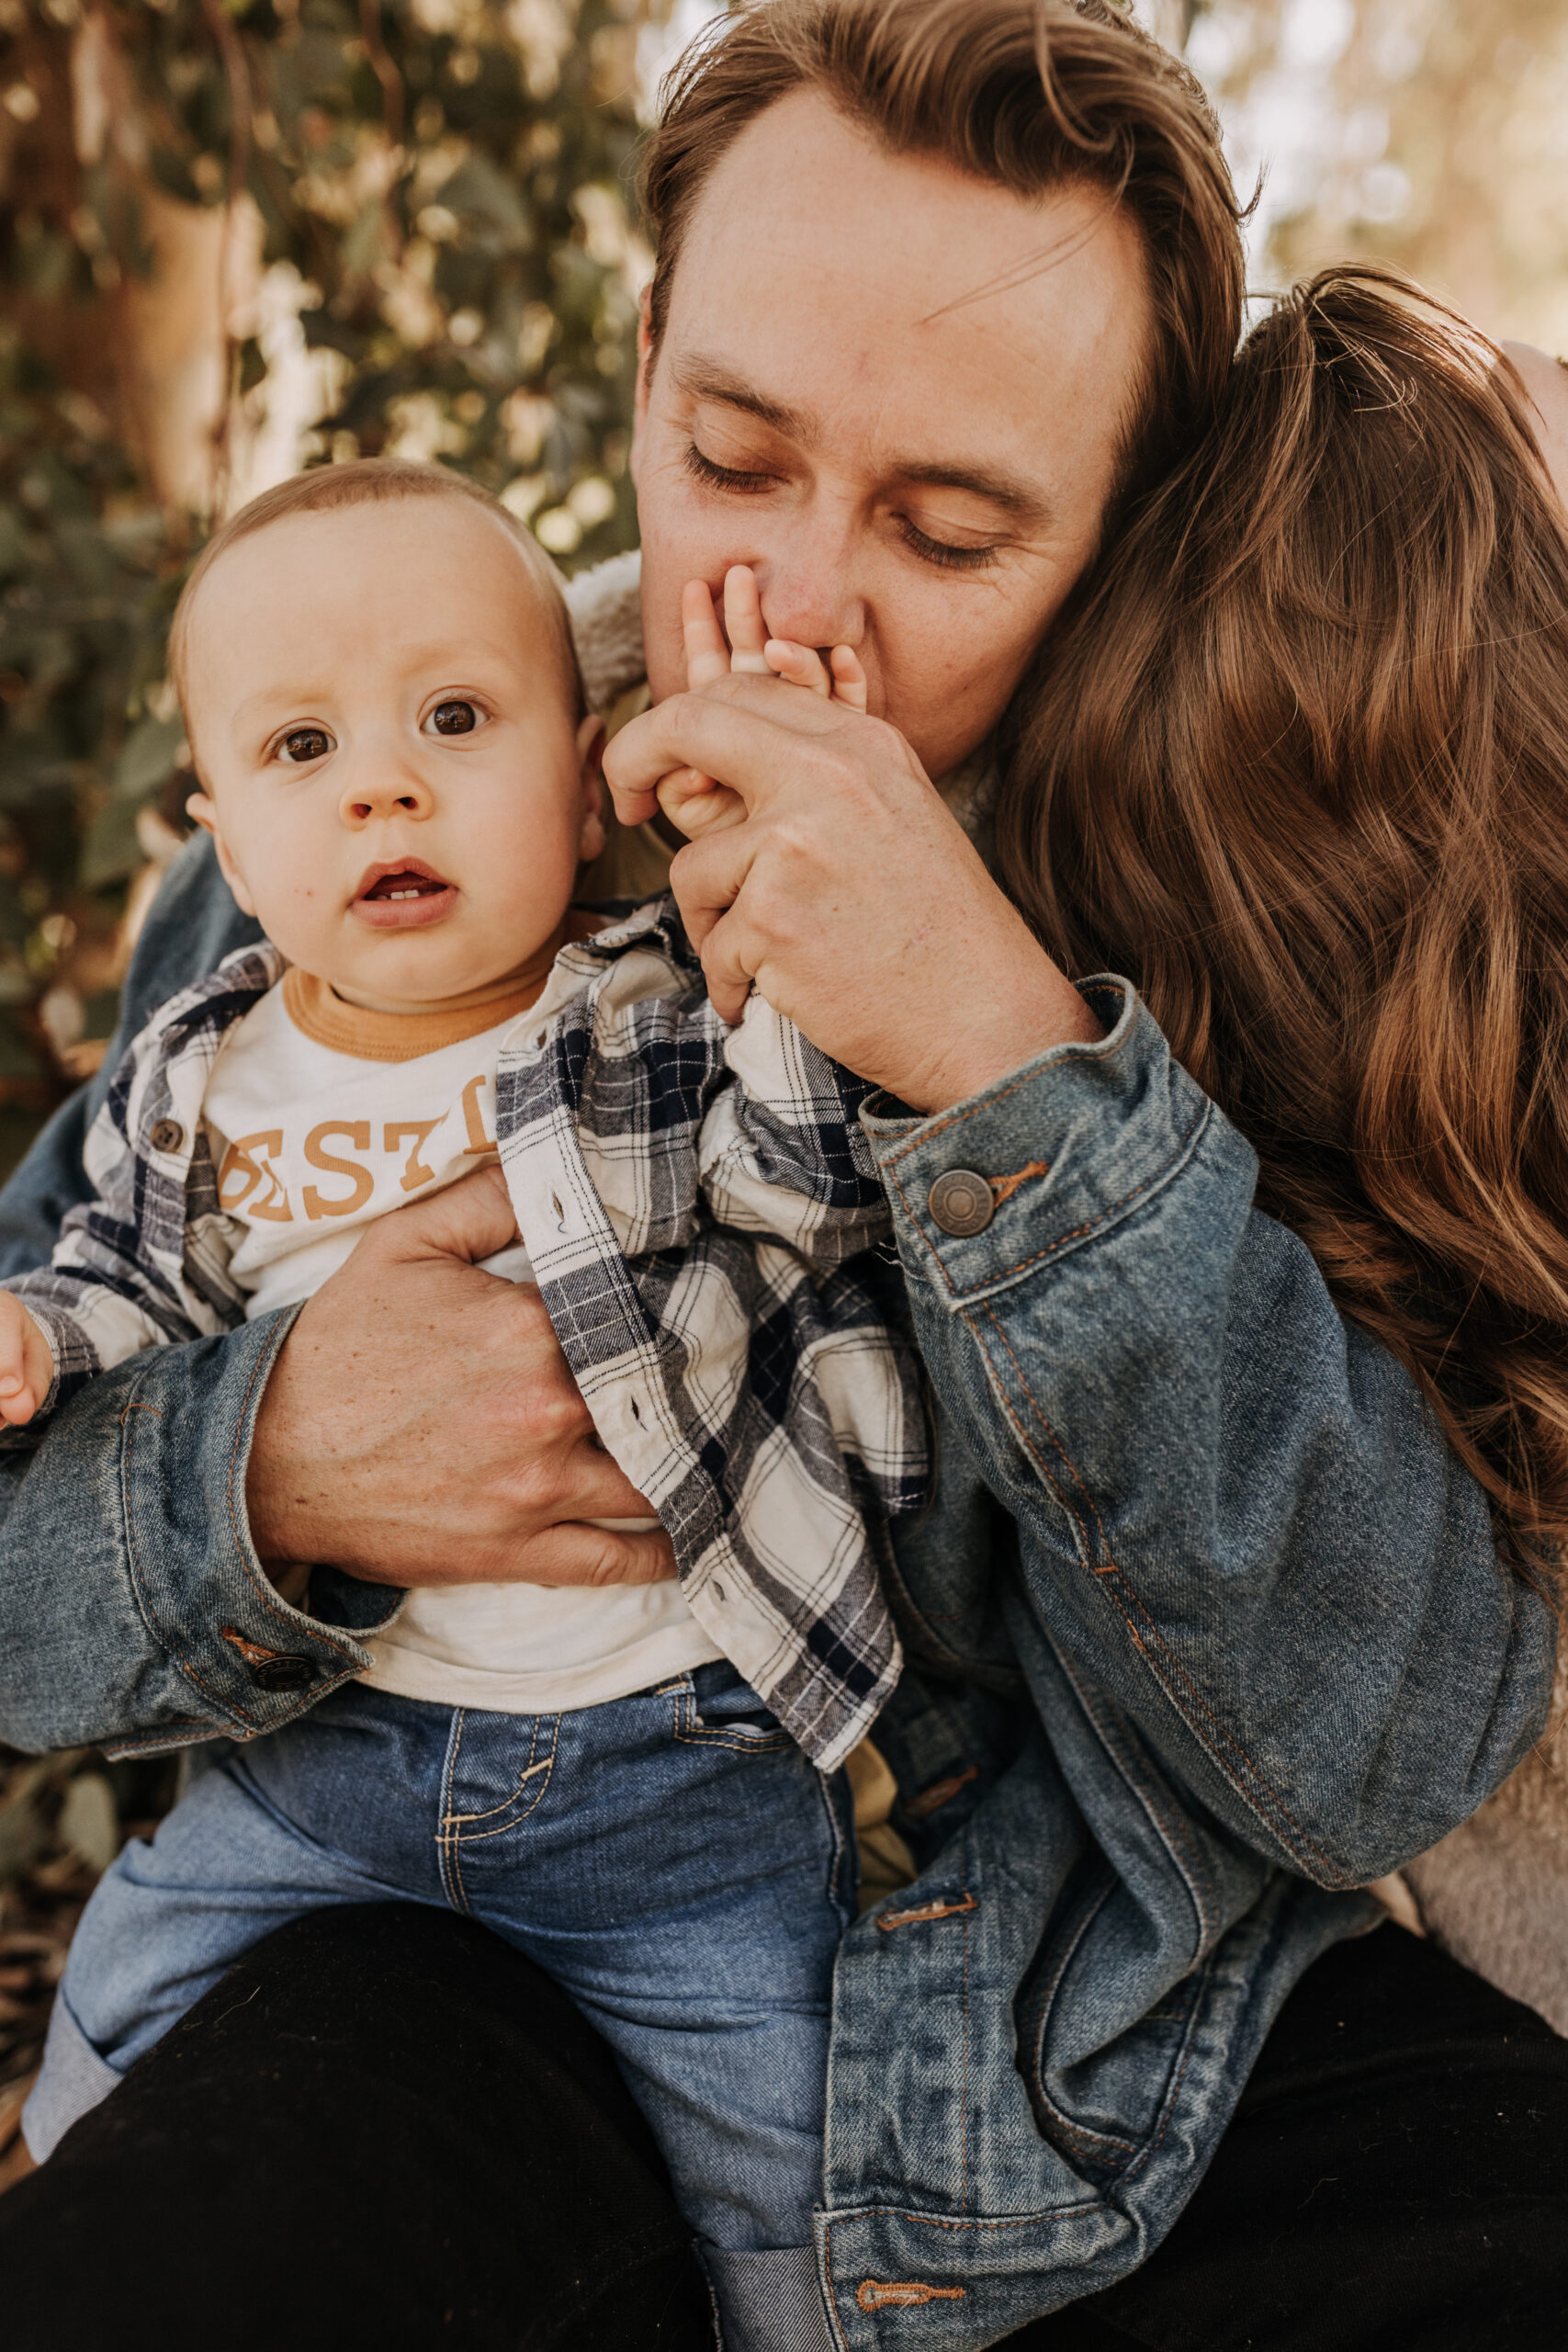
[656, 565, 867, 840]
[0, 1292, 56, 1426]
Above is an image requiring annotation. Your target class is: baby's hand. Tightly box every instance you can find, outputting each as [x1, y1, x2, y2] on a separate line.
[0, 1292, 52, 1426]
[656, 566, 867, 840]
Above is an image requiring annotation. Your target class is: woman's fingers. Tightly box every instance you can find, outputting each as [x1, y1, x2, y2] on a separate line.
[723, 564, 771, 673]
[363, 1161, 519, 1267]
[604, 674, 873, 826]
[505, 1521, 678, 1589]
[682, 580, 732, 688]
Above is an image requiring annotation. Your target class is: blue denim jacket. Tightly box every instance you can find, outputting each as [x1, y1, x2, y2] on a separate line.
[0, 837, 1553, 2345]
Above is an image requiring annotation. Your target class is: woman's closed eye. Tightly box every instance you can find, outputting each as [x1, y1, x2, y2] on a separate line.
[685, 441, 1000, 573]
[684, 443, 776, 497]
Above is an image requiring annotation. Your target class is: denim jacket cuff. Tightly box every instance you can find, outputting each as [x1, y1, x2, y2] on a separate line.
[103, 1304, 399, 1758]
[860, 978, 1213, 1306]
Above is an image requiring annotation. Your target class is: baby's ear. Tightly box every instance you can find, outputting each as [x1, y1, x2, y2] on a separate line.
[186, 793, 258, 918]
[576, 714, 608, 865]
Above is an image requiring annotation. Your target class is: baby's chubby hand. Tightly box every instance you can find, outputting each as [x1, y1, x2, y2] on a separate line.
[0, 1291, 52, 1426]
[655, 566, 867, 839]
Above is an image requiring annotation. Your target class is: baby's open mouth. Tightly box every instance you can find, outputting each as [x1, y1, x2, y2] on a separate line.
[352, 858, 458, 930]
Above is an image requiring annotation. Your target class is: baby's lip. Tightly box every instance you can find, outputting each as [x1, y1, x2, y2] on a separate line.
[351, 856, 458, 932]
[354, 856, 453, 902]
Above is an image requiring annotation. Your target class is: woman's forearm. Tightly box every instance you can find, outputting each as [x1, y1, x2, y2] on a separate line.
[865, 979, 1557, 1885]
[0, 1311, 392, 1756]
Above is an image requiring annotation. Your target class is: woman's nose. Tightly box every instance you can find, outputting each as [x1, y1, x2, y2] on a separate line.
[751, 516, 865, 656]
[337, 761, 434, 828]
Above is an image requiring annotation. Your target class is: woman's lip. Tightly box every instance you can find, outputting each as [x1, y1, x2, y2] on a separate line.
[350, 885, 459, 931]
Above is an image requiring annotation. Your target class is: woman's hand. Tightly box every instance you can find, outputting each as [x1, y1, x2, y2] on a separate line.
[245, 1167, 675, 1590]
[605, 662, 1099, 1114]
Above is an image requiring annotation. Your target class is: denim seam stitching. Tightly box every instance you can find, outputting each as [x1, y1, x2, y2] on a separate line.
[1018, 1876, 1142, 2163]
[443, 1715, 559, 1842]
[223, 1305, 364, 1670]
[118, 1354, 255, 1732]
[971, 1306, 1346, 1889]
[1050, 1651, 1219, 1940]
[436, 1706, 471, 1914]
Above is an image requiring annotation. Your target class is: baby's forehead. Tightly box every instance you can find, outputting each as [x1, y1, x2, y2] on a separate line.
[183, 494, 575, 695]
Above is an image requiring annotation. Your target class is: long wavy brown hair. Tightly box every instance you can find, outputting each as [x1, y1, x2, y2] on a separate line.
[1001, 266, 1568, 1574]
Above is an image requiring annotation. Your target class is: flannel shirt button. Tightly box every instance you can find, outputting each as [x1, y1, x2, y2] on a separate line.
[928, 1169, 994, 1238]
[150, 1118, 184, 1154]
[249, 1654, 315, 1694]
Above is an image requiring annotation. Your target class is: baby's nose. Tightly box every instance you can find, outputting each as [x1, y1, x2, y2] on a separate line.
[339, 767, 434, 825]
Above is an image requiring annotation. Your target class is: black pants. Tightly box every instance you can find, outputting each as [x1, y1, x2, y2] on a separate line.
[3, 1907, 1564, 2351]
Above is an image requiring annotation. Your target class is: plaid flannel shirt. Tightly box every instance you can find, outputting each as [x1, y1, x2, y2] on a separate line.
[6, 898, 926, 1769]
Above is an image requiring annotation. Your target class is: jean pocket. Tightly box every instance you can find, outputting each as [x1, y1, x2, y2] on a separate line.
[669, 1668, 795, 1754]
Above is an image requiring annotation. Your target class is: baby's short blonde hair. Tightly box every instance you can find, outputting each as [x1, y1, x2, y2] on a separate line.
[168, 458, 582, 722]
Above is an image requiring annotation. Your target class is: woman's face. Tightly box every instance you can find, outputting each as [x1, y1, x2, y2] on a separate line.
[633, 88, 1155, 782]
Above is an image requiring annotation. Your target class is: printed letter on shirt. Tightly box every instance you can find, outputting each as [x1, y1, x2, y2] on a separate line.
[302, 1121, 375, 1219]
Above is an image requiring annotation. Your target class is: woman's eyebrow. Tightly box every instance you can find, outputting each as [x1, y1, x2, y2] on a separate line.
[894, 458, 1052, 526]
[674, 354, 801, 436]
[673, 353, 1051, 525]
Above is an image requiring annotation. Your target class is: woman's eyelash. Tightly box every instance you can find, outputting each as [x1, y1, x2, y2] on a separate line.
[896, 519, 999, 573]
[685, 444, 998, 572]
[684, 444, 775, 495]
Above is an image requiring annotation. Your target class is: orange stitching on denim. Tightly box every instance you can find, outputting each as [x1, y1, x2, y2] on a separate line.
[970, 1306, 1344, 1888]
[118, 1401, 162, 1424]
[982, 1311, 1118, 1568]
[876, 1893, 977, 1930]
[988, 1160, 1049, 1207]
[441, 1718, 558, 1838]
[857, 2280, 965, 2310]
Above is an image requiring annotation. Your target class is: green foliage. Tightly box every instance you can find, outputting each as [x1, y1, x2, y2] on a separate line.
[0, 0, 650, 1140]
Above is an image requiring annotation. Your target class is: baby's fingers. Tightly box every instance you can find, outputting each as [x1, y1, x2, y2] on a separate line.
[0, 1381, 36, 1425]
[682, 581, 732, 689]
[723, 565, 771, 674]
[829, 644, 868, 713]
[764, 639, 832, 696]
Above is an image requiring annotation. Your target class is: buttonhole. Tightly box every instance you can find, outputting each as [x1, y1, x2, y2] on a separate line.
[550, 1191, 566, 1229]
[629, 1396, 641, 1423]
[712, 1580, 727, 1604]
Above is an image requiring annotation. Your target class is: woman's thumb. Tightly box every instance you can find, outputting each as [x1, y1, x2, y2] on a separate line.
[370, 1163, 520, 1266]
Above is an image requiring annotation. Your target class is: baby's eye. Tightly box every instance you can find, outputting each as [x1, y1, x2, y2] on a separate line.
[279, 726, 334, 763]
[425, 699, 480, 738]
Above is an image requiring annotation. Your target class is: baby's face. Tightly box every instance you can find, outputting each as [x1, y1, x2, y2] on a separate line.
[182, 499, 604, 1010]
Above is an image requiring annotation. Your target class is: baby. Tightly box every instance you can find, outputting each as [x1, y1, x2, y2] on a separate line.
[8, 460, 924, 2352]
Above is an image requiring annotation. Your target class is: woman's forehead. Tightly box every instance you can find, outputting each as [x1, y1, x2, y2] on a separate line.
[660, 89, 1151, 517]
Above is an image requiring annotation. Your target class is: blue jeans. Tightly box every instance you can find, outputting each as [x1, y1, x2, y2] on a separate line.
[28, 1663, 855, 2351]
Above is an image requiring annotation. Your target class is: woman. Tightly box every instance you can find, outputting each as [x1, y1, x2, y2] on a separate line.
[2, 6, 1564, 2346]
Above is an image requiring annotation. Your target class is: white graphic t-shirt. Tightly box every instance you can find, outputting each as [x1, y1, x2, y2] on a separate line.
[201, 965, 720, 1714]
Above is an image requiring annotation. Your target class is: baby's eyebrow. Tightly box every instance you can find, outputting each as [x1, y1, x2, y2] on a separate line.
[674, 350, 1052, 527]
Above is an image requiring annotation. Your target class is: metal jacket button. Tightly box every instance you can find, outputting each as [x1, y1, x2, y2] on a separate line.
[928, 1169, 994, 1237]
[150, 1118, 184, 1154]
[249, 1654, 315, 1694]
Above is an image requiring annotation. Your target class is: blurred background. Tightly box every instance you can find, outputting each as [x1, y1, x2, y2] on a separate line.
[0, 0, 1565, 2171]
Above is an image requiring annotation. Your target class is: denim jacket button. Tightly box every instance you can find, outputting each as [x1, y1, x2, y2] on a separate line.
[149, 1118, 184, 1154]
[249, 1654, 315, 1694]
[928, 1169, 994, 1238]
